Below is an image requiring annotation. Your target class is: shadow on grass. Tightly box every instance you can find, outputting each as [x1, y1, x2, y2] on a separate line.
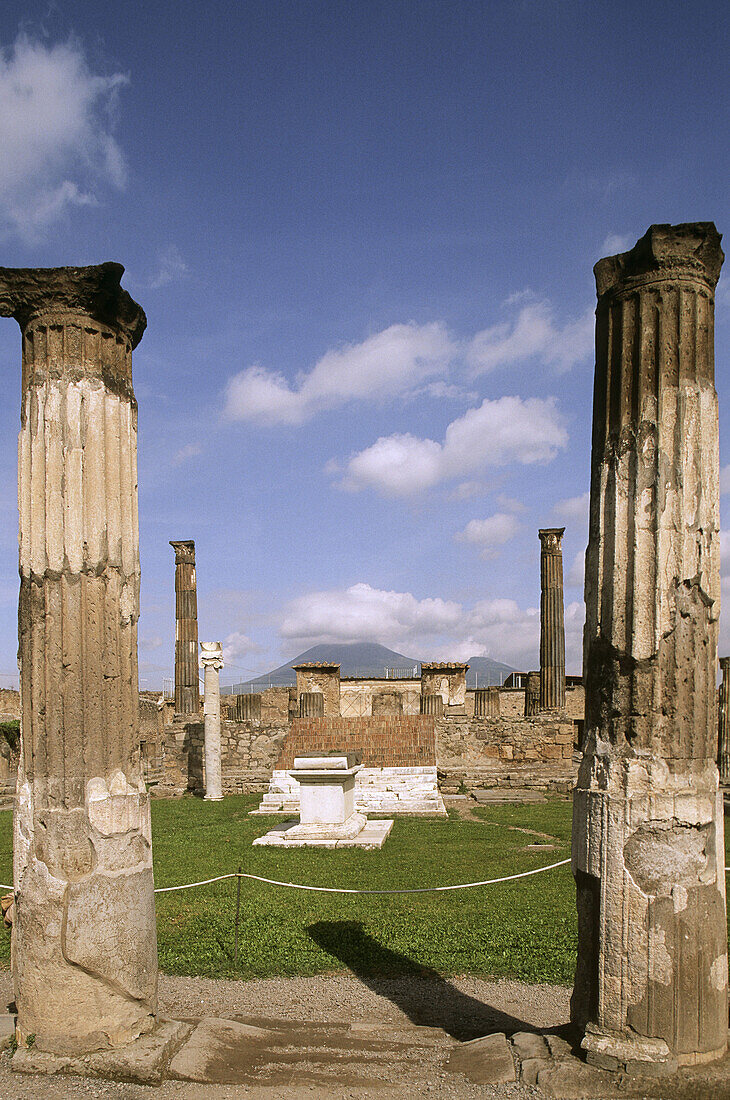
[307, 919, 533, 1040]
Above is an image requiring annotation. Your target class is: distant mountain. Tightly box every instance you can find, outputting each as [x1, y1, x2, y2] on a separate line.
[222, 641, 519, 691]
[464, 655, 520, 688]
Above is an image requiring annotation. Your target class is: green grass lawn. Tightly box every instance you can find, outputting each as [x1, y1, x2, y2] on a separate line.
[0, 796, 728, 986]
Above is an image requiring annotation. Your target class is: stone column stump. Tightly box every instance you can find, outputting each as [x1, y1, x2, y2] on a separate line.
[0, 263, 158, 1054]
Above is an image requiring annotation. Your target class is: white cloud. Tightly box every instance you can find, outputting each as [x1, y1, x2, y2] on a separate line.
[553, 490, 590, 526]
[337, 395, 568, 497]
[280, 581, 585, 672]
[139, 635, 162, 651]
[567, 550, 585, 589]
[281, 583, 463, 649]
[0, 34, 128, 239]
[223, 631, 260, 663]
[455, 512, 521, 558]
[602, 232, 632, 254]
[224, 321, 455, 425]
[150, 246, 189, 289]
[467, 300, 594, 376]
[172, 443, 202, 467]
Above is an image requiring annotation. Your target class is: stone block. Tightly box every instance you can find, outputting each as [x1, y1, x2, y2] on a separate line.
[511, 1031, 549, 1061]
[448, 1032, 515, 1084]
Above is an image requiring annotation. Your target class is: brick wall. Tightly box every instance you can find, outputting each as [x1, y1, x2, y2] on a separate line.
[276, 715, 437, 769]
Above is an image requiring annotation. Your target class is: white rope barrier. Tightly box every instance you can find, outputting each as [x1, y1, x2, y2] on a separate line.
[153, 857, 572, 896]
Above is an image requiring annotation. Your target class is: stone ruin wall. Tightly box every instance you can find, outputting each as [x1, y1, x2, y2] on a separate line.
[0, 681, 586, 802]
[436, 713, 578, 795]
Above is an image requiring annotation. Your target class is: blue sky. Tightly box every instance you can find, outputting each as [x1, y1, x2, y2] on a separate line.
[0, 1, 728, 688]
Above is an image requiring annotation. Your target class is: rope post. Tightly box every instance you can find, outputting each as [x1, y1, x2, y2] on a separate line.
[234, 865, 242, 966]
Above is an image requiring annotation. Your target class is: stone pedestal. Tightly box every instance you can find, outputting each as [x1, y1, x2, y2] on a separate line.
[538, 528, 566, 711]
[200, 642, 223, 802]
[0, 263, 158, 1054]
[253, 754, 393, 848]
[170, 540, 198, 716]
[719, 657, 730, 785]
[572, 223, 728, 1071]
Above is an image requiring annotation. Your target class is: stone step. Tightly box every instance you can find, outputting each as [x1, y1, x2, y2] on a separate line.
[169, 1015, 453, 1086]
[472, 788, 547, 804]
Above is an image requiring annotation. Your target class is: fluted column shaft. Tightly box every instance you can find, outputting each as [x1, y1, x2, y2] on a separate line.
[538, 528, 566, 710]
[0, 264, 157, 1055]
[201, 642, 223, 801]
[170, 540, 198, 715]
[572, 224, 727, 1070]
[719, 657, 730, 785]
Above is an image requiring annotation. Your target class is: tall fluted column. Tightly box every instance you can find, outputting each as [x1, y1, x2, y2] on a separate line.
[170, 540, 198, 715]
[200, 642, 223, 801]
[572, 224, 727, 1072]
[719, 657, 730, 785]
[0, 264, 157, 1054]
[538, 528, 566, 711]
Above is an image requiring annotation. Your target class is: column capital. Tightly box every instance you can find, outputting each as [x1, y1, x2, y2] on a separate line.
[595, 222, 723, 299]
[170, 539, 195, 564]
[0, 262, 146, 347]
[720, 656, 730, 673]
[200, 641, 223, 670]
[538, 527, 565, 553]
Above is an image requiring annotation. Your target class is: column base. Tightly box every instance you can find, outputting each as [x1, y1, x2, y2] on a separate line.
[582, 1024, 678, 1076]
[204, 794, 223, 801]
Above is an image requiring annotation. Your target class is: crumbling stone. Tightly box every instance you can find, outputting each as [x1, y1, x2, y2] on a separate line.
[572, 223, 728, 1069]
[0, 263, 158, 1054]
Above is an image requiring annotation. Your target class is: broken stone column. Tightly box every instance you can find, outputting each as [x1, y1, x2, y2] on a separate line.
[524, 672, 540, 716]
[719, 657, 730, 785]
[0, 264, 157, 1053]
[170, 539, 198, 715]
[572, 223, 728, 1072]
[538, 528, 566, 711]
[474, 687, 500, 717]
[200, 642, 223, 801]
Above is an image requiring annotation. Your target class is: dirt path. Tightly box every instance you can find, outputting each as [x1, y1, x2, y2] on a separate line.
[0, 969, 569, 1098]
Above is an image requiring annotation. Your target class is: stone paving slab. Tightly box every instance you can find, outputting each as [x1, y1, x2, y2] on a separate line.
[169, 1014, 452, 1088]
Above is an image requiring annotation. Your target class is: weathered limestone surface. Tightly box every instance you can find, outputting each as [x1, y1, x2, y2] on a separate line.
[200, 642, 223, 801]
[0, 263, 157, 1054]
[539, 528, 566, 711]
[170, 540, 198, 715]
[572, 223, 728, 1069]
[718, 657, 730, 785]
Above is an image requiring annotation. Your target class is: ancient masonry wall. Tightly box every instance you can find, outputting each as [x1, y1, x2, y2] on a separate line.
[156, 717, 288, 798]
[436, 714, 579, 794]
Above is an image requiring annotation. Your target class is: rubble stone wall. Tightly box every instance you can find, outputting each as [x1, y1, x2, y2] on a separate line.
[436, 713, 579, 793]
